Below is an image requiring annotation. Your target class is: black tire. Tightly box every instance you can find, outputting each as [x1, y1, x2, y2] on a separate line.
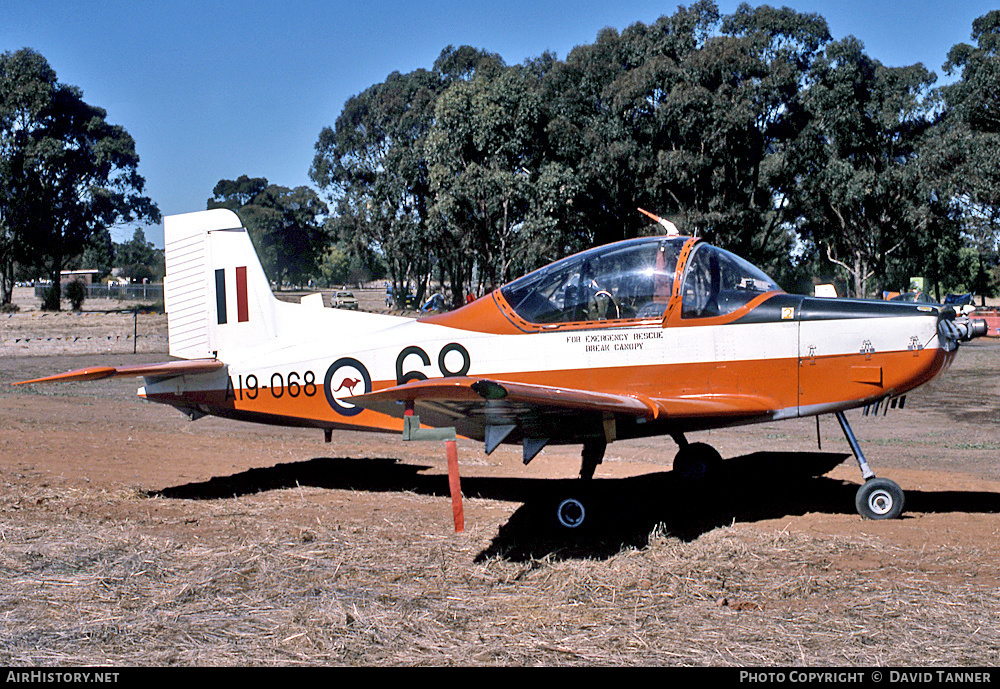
[555, 498, 587, 529]
[673, 442, 723, 482]
[855, 478, 905, 520]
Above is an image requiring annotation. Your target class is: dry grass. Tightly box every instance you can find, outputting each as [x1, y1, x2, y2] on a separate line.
[2, 477, 998, 667]
[3, 299, 999, 667]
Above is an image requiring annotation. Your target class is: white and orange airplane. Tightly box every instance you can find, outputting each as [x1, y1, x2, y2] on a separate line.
[18, 208, 989, 528]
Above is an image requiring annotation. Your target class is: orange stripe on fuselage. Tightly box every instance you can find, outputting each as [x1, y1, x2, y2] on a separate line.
[143, 341, 953, 436]
[798, 346, 954, 410]
[419, 291, 526, 334]
[144, 380, 406, 434]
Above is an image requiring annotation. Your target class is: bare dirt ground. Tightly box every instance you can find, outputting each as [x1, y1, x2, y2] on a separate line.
[1, 288, 1000, 666]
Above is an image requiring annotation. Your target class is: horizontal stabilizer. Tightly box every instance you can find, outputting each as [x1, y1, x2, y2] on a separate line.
[15, 359, 224, 385]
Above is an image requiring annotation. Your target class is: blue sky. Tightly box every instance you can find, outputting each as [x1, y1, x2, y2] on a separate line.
[3, 0, 997, 247]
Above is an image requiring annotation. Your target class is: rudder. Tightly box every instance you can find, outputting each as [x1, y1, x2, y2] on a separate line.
[164, 209, 277, 360]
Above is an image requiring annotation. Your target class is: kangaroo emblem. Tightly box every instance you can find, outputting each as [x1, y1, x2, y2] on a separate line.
[333, 377, 361, 395]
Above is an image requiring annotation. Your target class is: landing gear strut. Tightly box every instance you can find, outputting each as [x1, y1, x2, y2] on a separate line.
[579, 438, 606, 479]
[835, 411, 905, 520]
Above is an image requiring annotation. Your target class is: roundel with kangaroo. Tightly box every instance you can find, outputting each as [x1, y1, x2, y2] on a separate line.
[324, 357, 372, 416]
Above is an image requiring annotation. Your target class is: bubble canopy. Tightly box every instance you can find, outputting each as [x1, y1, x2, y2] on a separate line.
[500, 237, 781, 324]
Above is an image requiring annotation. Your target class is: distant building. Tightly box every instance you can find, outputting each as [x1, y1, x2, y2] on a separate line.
[59, 270, 100, 285]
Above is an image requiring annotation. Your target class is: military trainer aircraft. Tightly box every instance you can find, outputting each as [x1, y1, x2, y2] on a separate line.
[18, 209, 989, 529]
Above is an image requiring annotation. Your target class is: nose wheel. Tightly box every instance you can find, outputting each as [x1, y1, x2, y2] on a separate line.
[855, 477, 905, 520]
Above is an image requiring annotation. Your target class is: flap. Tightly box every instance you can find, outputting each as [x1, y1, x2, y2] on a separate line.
[346, 376, 777, 445]
[347, 377, 658, 418]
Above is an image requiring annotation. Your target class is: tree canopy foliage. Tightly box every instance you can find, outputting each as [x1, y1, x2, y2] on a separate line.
[931, 9, 1000, 302]
[310, 2, 1000, 303]
[208, 176, 328, 288]
[6, 5, 999, 309]
[0, 48, 159, 308]
[72, 226, 162, 283]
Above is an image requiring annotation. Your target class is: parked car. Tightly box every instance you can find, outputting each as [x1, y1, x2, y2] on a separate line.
[332, 290, 358, 310]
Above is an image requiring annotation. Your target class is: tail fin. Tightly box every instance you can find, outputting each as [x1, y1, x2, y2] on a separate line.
[164, 209, 278, 360]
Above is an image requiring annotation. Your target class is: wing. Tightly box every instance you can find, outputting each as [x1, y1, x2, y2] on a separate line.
[347, 376, 774, 452]
[14, 359, 224, 385]
[349, 377, 657, 416]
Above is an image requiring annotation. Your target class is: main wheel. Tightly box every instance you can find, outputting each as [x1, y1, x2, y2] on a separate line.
[556, 498, 587, 529]
[673, 442, 723, 482]
[855, 478, 905, 520]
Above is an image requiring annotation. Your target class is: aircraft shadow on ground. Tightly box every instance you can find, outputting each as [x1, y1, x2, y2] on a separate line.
[154, 451, 1000, 562]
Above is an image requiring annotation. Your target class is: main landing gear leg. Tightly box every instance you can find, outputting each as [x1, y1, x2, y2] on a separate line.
[834, 411, 905, 520]
[579, 438, 606, 480]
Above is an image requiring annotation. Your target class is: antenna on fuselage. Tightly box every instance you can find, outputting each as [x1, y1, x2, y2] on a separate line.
[637, 208, 679, 236]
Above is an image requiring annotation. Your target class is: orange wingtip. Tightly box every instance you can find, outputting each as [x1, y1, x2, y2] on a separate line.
[14, 359, 224, 385]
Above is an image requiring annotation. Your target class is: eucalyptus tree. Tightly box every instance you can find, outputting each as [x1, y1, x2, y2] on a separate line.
[537, 23, 651, 251]
[78, 229, 115, 279]
[114, 227, 161, 282]
[0, 48, 158, 308]
[312, 2, 979, 304]
[207, 175, 269, 211]
[793, 37, 938, 298]
[209, 178, 328, 288]
[943, 10, 1000, 135]
[926, 10, 1000, 302]
[426, 55, 556, 302]
[538, 1, 829, 282]
[311, 67, 446, 307]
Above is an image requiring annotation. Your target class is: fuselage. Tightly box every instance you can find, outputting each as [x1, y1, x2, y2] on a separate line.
[141, 234, 956, 445]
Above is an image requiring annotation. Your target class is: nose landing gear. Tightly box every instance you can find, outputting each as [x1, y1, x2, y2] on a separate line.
[835, 411, 905, 520]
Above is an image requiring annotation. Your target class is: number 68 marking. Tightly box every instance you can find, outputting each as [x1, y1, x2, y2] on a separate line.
[395, 343, 470, 384]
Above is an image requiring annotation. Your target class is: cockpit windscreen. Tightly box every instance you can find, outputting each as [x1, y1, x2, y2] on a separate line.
[680, 244, 782, 319]
[501, 237, 684, 324]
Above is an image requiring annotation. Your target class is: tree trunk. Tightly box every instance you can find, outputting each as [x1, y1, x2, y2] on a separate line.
[0, 258, 13, 305]
[43, 254, 63, 311]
